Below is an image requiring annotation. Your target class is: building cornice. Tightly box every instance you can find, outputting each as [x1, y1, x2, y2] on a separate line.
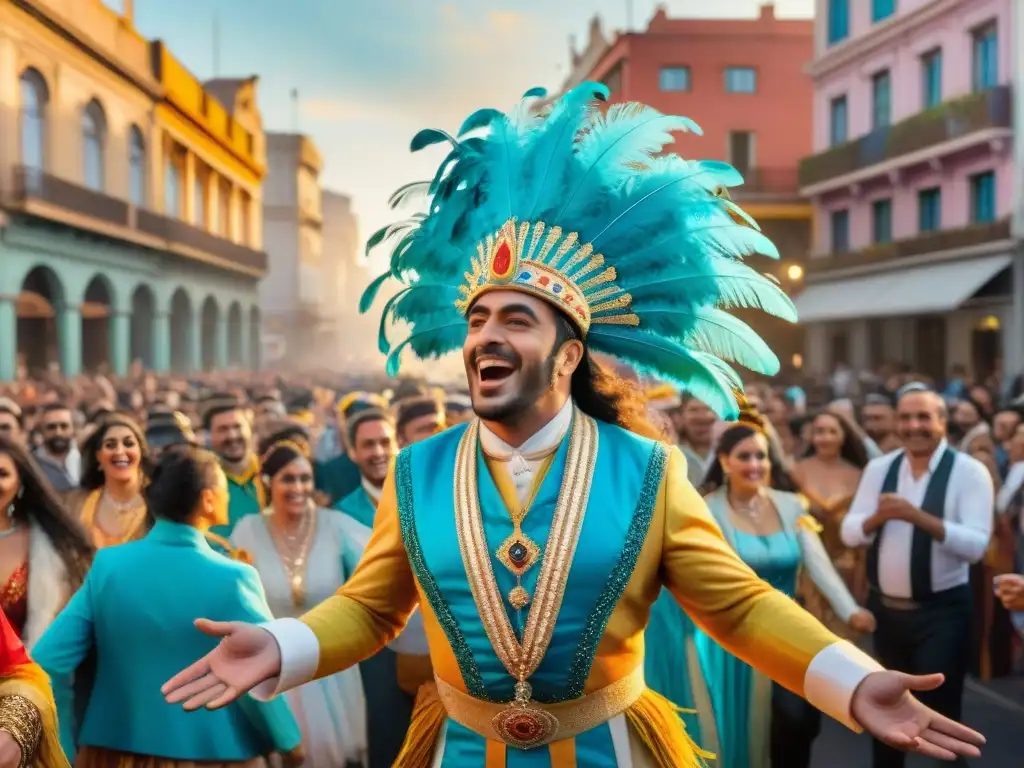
[806, 0, 960, 80]
[805, 237, 1015, 283]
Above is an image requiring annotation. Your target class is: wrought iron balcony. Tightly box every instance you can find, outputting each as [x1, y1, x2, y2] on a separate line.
[8, 166, 130, 226]
[799, 85, 1012, 188]
[136, 209, 268, 272]
[807, 218, 1012, 274]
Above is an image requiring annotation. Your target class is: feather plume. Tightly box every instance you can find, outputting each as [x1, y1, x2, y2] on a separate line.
[384, 321, 467, 377]
[410, 128, 459, 153]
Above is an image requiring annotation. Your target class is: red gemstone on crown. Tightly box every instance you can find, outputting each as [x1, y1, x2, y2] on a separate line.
[538, 276, 550, 287]
[492, 242, 512, 275]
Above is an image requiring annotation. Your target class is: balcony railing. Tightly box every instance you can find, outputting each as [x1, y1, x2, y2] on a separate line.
[731, 167, 802, 198]
[10, 166, 130, 227]
[799, 85, 1012, 188]
[807, 218, 1012, 274]
[136, 209, 268, 272]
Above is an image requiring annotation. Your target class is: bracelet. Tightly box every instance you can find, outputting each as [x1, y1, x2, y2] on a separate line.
[0, 695, 41, 768]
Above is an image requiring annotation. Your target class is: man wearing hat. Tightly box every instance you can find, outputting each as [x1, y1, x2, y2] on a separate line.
[394, 395, 445, 447]
[315, 392, 388, 505]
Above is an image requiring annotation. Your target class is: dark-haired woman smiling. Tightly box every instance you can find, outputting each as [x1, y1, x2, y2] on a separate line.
[65, 414, 151, 549]
[0, 437, 93, 645]
[32, 445, 303, 767]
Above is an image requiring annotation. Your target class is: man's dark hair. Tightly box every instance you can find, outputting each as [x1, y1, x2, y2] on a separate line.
[348, 408, 395, 449]
[552, 311, 664, 441]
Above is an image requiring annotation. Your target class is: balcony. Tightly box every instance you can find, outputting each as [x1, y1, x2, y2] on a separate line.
[8, 166, 130, 227]
[807, 218, 1012, 275]
[800, 86, 1012, 189]
[136, 209, 268, 273]
[731, 167, 803, 200]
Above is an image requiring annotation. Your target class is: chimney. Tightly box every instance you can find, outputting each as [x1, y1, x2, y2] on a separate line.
[759, 3, 775, 20]
[122, 0, 134, 24]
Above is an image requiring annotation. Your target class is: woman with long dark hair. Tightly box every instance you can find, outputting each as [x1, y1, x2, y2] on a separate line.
[695, 407, 874, 768]
[791, 410, 870, 638]
[65, 413, 151, 549]
[0, 436, 93, 645]
[32, 444, 303, 766]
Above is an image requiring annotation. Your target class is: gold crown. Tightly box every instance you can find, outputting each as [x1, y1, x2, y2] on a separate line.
[454, 218, 639, 335]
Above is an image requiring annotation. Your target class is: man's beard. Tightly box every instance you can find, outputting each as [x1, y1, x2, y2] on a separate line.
[473, 355, 556, 423]
[45, 437, 70, 455]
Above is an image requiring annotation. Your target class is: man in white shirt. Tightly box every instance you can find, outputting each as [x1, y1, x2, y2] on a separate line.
[842, 384, 993, 768]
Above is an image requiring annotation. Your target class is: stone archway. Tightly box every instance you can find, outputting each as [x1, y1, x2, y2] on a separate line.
[16, 266, 64, 376]
[227, 301, 243, 367]
[81, 275, 114, 372]
[169, 288, 193, 373]
[200, 296, 219, 371]
[249, 306, 261, 371]
[130, 284, 156, 368]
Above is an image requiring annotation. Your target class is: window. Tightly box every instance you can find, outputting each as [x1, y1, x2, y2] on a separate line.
[728, 131, 753, 177]
[828, 0, 850, 45]
[970, 171, 995, 224]
[128, 125, 145, 206]
[19, 69, 47, 174]
[872, 198, 893, 243]
[239, 191, 252, 245]
[872, 0, 896, 23]
[830, 209, 850, 252]
[918, 187, 941, 232]
[972, 23, 998, 92]
[602, 62, 624, 95]
[164, 154, 181, 217]
[829, 95, 848, 146]
[217, 180, 231, 237]
[194, 174, 206, 227]
[724, 67, 757, 93]
[871, 70, 891, 129]
[82, 99, 106, 191]
[659, 67, 690, 92]
[921, 49, 942, 109]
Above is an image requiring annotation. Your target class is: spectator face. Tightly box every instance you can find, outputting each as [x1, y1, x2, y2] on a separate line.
[861, 403, 895, 440]
[40, 408, 73, 456]
[952, 401, 981, 433]
[896, 392, 946, 457]
[992, 410, 1020, 443]
[681, 400, 715, 446]
[352, 418, 397, 485]
[0, 412, 21, 445]
[209, 409, 251, 463]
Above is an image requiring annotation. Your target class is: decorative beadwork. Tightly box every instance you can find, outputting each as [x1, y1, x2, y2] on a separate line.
[563, 442, 669, 699]
[0, 694, 41, 768]
[395, 449, 488, 698]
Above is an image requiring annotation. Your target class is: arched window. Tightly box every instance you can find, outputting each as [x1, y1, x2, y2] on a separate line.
[165, 156, 181, 217]
[82, 99, 106, 191]
[19, 69, 48, 174]
[129, 125, 146, 205]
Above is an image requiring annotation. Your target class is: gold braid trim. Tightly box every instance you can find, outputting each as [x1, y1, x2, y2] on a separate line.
[0, 694, 41, 768]
[0, 666, 68, 768]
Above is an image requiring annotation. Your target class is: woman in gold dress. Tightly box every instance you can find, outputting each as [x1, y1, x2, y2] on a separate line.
[790, 410, 870, 639]
[65, 414, 151, 549]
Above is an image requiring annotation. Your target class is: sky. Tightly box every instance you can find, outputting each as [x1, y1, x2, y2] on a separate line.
[124, 0, 813, 268]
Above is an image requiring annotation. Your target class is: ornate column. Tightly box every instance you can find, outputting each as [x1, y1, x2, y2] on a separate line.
[152, 311, 171, 373]
[238, 317, 252, 370]
[57, 304, 82, 377]
[109, 308, 131, 377]
[0, 296, 17, 382]
[189, 308, 202, 372]
[215, 314, 229, 370]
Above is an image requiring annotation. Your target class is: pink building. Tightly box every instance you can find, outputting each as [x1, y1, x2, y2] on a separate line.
[794, 0, 1015, 383]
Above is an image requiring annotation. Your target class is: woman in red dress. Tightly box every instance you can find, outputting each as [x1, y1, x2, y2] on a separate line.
[0, 606, 68, 766]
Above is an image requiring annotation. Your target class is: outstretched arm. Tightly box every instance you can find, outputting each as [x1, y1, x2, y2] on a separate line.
[254, 469, 419, 699]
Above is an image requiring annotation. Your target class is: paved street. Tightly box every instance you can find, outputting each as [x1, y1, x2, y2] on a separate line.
[812, 676, 1024, 767]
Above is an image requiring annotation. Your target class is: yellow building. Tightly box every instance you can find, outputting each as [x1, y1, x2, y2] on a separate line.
[0, 0, 267, 378]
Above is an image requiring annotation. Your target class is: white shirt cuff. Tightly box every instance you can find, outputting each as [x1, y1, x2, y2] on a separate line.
[250, 618, 321, 701]
[803, 640, 883, 732]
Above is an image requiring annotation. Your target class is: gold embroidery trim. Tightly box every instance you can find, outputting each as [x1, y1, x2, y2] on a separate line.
[0, 694, 41, 768]
[454, 413, 598, 680]
[434, 663, 645, 746]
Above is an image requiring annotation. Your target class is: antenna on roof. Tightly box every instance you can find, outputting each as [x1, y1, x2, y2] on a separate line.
[290, 88, 299, 132]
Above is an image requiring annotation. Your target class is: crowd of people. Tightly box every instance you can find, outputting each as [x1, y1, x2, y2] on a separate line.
[0, 359, 1009, 766]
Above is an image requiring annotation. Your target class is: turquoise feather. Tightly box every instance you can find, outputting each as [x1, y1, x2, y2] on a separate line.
[359, 81, 796, 417]
[359, 272, 392, 314]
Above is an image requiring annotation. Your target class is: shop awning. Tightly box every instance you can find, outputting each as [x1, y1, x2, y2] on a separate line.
[793, 253, 1013, 323]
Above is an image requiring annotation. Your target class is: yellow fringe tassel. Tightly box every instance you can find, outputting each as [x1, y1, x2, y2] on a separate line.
[393, 683, 447, 768]
[624, 688, 716, 768]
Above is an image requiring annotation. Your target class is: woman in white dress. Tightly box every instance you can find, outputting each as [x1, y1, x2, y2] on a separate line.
[231, 438, 369, 768]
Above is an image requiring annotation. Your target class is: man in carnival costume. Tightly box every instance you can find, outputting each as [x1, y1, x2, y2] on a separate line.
[163, 83, 985, 767]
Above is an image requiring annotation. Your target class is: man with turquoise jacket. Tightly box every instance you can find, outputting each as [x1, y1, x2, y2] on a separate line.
[32, 443, 302, 766]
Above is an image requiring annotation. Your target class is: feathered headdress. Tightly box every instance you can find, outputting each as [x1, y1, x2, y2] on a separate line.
[359, 82, 797, 418]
